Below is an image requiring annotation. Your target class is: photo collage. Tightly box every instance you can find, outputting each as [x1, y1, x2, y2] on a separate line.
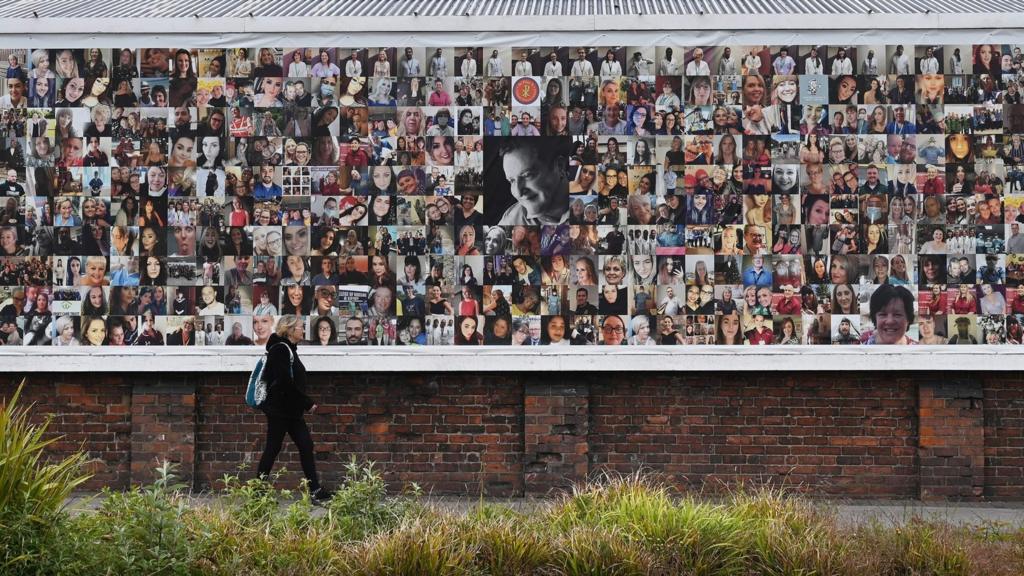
[0, 43, 1022, 345]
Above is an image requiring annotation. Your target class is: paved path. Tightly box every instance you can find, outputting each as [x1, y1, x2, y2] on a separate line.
[831, 500, 1024, 527]
[65, 494, 1024, 527]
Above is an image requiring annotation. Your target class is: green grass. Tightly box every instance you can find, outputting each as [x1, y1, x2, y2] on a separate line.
[2, 387, 1024, 575]
[0, 381, 91, 575]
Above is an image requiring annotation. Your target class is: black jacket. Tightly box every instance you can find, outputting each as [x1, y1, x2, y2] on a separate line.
[261, 334, 313, 419]
[166, 329, 195, 346]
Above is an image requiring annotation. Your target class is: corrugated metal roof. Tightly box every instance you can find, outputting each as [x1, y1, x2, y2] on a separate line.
[0, 0, 1017, 18]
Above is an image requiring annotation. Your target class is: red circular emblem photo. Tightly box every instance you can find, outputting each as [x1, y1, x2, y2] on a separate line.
[513, 77, 540, 105]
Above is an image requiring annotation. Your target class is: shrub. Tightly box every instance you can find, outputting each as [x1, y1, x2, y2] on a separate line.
[0, 381, 90, 575]
[323, 457, 423, 542]
[219, 472, 289, 526]
[65, 461, 197, 575]
[186, 479, 344, 576]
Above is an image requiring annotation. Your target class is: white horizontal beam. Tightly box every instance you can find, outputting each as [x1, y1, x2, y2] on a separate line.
[0, 346, 1020, 373]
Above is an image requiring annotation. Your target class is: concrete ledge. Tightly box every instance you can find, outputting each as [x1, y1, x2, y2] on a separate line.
[2, 346, 1023, 372]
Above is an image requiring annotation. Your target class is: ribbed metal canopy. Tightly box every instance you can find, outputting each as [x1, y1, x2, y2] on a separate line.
[0, 0, 1015, 18]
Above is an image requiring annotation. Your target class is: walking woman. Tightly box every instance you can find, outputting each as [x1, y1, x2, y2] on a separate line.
[256, 315, 332, 501]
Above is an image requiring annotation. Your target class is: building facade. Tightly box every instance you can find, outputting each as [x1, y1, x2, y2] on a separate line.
[0, 2, 1023, 500]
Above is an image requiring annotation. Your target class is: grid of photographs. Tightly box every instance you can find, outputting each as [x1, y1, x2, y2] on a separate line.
[0, 44, 1023, 346]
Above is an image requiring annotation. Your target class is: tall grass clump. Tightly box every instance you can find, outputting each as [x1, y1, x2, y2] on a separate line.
[354, 518, 477, 575]
[549, 472, 740, 574]
[843, 516, 970, 573]
[0, 381, 91, 575]
[457, 506, 553, 575]
[543, 472, 846, 576]
[726, 484, 846, 575]
[553, 525, 655, 576]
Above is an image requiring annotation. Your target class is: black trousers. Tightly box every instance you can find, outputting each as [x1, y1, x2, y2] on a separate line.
[257, 415, 320, 491]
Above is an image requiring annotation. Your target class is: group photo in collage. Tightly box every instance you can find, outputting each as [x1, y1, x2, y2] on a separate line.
[0, 42, 1023, 346]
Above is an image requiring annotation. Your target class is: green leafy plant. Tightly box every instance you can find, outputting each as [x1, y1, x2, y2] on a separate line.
[0, 380, 91, 574]
[70, 460, 196, 575]
[323, 457, 424, 542]
[220, 471, 289, 526]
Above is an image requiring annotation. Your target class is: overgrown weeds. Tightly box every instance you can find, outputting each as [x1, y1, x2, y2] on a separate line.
[0, 380, 91, 575]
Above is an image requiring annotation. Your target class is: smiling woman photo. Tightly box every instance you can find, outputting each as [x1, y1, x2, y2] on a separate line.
[865, 284, 917, 344]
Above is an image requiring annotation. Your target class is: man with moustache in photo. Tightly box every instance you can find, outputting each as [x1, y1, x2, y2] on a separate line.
[743, 224, 769, 255]
[342, 316, 367, 345]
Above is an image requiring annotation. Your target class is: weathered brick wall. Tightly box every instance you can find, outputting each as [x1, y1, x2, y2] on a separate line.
[918, 379, 984, 500]
[195, 374, 524, 496]
[587, 375, 919, 498]
[984, 377, 1024, 500]
[3, 375, 133, 490]
[131, 380, 197, 486]
[524, 382, 589, 495]
[3, 372, 1023, 500]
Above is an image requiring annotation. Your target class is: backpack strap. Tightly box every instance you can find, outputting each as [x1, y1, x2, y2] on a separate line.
[271, 342, 294, 377]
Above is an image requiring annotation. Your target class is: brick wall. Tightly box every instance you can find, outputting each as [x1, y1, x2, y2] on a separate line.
[195, 374, 523, 496]
[2, 372, 1023, 500]
[3, 375, 133, 489]
[588, 375, 919, 498]
[918, 379, 984, 500]
[984, 377, 1024, 499]
[524, 382, 589, 495]
[132, 380, 197, 486]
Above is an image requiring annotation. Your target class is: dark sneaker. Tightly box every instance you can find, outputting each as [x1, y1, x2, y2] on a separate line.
[311, 487, 334, 503]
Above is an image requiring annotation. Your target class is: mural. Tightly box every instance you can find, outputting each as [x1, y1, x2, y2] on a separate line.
[0, 44, 1022, 346]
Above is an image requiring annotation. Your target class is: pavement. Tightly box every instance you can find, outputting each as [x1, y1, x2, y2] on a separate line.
[829, 500, 1024, 527]
[64, 493, 1024, 527]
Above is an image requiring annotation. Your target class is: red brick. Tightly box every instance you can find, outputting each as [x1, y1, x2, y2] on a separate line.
[3, 373, 1020, 501]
